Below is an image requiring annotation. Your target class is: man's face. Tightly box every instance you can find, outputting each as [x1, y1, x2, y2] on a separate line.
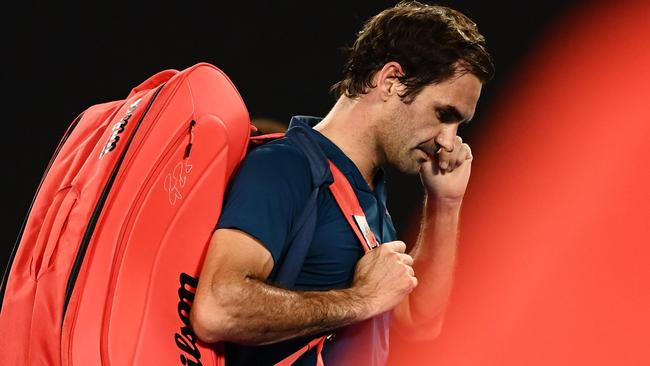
[377, 72, 483, 174]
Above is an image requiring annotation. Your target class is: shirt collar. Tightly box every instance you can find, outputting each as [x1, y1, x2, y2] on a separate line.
[288, 115, 386, 198]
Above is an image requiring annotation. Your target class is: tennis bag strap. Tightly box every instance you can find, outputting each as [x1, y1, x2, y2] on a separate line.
[260, 125, 379, 365]
[272, 125, 379, 286]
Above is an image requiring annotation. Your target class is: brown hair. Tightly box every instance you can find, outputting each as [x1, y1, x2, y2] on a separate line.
[331, 1, 494, 102]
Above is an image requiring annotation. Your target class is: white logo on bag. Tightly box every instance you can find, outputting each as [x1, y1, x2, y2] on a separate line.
[99, 98, 142, 159]
[164, 160, 193, 205]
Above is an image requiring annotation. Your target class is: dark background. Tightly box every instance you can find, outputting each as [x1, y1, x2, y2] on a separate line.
[1, 0, 580, 270]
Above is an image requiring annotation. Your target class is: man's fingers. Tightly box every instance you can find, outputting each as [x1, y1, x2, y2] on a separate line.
[399, 253, 414, 266]
[453, 143, 472, 168]
[437, 137, 472, 172]
[461, 143, 473, 160]
[407, 265, 415, 277]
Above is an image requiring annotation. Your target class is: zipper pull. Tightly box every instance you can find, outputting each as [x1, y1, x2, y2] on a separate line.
[184, 120, 196, 159]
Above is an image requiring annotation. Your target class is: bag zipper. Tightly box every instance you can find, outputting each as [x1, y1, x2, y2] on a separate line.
[0, 113, 83, 311]
[61, 85, 165, 320]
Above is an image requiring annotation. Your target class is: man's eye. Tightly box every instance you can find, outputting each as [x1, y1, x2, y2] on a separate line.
[437, 110, 452, 122]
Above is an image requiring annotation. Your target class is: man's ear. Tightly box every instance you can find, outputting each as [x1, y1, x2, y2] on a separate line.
[373, 61, 405, 101]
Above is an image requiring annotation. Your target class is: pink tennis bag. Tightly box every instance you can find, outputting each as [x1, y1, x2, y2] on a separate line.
[0, 63, 249, 365]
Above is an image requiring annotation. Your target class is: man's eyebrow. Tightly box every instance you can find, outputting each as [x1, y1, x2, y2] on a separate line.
[439, 105, 472, 124]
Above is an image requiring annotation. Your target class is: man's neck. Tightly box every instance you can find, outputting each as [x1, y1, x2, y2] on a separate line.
[313, 96, 383, 190]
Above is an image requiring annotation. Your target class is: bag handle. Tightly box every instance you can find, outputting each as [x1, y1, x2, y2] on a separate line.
[127, 69, 177, 98]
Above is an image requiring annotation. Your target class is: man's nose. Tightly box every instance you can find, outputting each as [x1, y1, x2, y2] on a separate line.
[435, 126, 458, 152]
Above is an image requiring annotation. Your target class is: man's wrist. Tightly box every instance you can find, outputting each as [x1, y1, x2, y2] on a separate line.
[341, 285, 377, 322]
[424, 193, 463, 213]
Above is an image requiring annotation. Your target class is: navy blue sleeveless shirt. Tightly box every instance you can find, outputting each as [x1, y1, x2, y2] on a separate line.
[216, 116, 397, 365]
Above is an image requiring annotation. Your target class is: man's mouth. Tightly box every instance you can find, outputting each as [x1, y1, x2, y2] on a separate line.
[417, 143, 442, 156]
[416, 148, 429, 161]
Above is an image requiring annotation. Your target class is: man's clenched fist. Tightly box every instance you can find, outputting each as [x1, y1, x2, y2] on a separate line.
[352, 241, 417, 316]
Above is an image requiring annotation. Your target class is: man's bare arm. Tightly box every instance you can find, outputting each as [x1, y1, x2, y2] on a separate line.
[392, 136, 471, 340]
[190, 228, 416, 345]
[392, 198, 460, 340]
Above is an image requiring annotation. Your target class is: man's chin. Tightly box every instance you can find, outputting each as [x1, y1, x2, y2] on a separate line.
[393, 160, 422, 175]
[387, 151, 427, 175]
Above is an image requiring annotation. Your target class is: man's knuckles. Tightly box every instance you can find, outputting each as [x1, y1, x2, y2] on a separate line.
[438, 142, 472, 172]
[382, 240, 406, 253]
[399, 253, 414, 265]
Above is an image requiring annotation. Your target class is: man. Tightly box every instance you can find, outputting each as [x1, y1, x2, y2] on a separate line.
[190, 1, 494, 365]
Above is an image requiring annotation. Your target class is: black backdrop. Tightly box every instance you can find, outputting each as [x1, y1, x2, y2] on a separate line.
[1, 0, 580, 270]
